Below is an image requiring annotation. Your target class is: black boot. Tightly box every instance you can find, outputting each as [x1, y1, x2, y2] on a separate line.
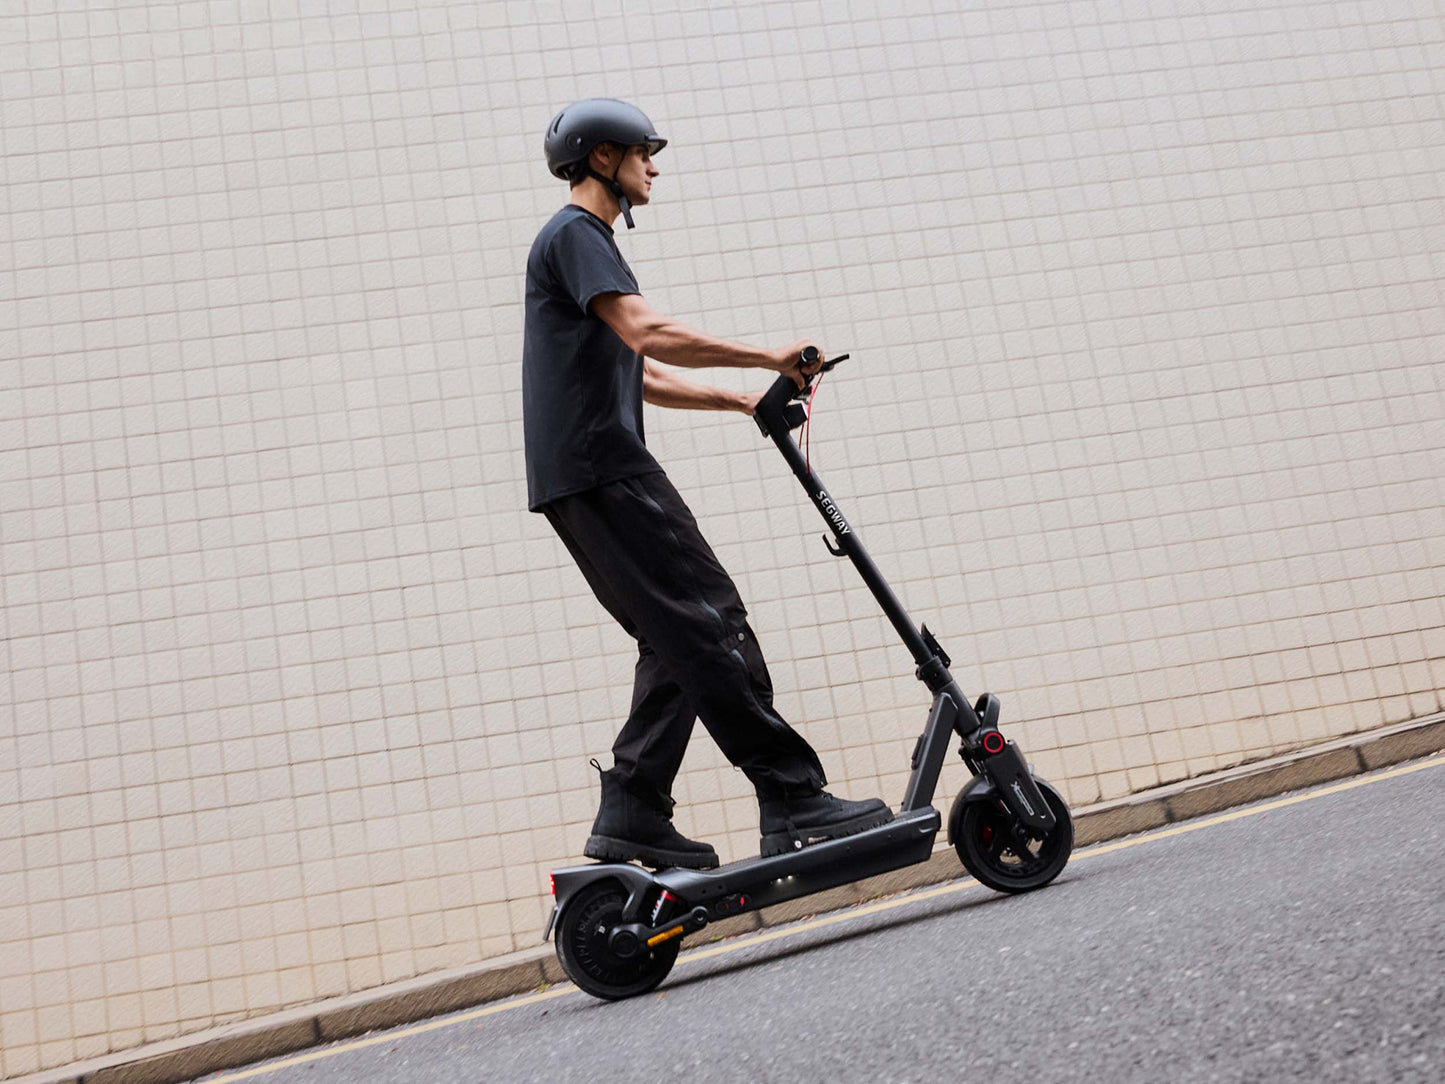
[758, 789, 893, 857]
[584, 764, 720, 870]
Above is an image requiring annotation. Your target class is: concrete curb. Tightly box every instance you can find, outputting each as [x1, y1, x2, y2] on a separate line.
[12, 711, 1444, 1084]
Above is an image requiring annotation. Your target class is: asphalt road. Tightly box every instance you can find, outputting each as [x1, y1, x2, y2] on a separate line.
[196, 756, 1445, 1084]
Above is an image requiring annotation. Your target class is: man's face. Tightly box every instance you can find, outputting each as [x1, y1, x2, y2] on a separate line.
[619, 145, 659, 206]
[593, 143, 659, 206]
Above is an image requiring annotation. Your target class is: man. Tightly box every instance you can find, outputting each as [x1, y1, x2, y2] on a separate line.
[523, 98, 892, 870]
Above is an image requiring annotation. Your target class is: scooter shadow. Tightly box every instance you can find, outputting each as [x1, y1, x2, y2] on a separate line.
[660, 874, 1073, 993]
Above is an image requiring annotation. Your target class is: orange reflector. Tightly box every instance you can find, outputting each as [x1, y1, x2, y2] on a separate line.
[646, 925, 685, 947]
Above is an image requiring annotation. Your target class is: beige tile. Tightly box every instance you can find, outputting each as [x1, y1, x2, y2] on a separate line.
[36, 1003, 73, 1045]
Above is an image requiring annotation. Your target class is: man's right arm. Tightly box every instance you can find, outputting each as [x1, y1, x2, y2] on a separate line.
[591, 292, 818, 384]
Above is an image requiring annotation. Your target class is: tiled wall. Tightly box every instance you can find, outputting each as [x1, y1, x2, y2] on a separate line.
[3, 0, 1443, 1075]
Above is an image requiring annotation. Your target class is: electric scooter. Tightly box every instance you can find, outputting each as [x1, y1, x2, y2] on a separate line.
[544, 348, 1073, 1000]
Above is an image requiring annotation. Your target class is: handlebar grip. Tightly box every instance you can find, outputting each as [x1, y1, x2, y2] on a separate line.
[800, 345, 848, 374]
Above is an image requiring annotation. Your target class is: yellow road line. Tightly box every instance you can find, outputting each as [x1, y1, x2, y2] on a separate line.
[195, 988, 577, 1083]
[199, 752, 1444, 1083]
[1069, 752, 1445, 859]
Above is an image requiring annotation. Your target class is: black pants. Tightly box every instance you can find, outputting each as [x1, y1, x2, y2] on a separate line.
[542, 471, 826, 809]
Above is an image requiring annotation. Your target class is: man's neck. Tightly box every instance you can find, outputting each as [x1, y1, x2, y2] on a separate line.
[569, 179, 620, 227]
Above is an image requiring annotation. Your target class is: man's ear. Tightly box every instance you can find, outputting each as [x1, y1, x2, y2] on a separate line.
[588, 141, 619, 176]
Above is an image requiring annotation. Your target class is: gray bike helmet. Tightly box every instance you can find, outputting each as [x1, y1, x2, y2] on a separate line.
[544, 98, 667, 229]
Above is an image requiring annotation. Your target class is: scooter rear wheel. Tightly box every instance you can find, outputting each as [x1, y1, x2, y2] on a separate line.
[954, 780, 1073, 893]
[555, 880, 679, 1000]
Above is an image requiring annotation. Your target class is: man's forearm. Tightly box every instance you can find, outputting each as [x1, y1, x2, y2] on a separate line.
[593, 293, 810, 383]
[637, 316, 776, 371]
[642, 360, 746, 411]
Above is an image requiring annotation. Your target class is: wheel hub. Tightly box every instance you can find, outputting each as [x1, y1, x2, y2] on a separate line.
[608, 927, 641, 959]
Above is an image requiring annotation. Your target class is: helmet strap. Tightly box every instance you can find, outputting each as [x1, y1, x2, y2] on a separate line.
[585, 150, 635, 229]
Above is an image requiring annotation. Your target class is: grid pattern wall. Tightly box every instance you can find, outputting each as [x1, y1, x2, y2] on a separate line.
[3, 0, 1444, 1075]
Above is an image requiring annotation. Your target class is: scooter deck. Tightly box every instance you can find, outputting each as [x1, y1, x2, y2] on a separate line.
[551, 807, 941, 929]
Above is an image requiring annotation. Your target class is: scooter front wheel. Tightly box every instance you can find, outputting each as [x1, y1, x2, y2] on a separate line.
[555, 880, 679, 1000]
[954, 779, 1073, 893]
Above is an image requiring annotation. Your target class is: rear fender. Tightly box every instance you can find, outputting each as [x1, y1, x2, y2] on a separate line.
[544, 863, 661, 941]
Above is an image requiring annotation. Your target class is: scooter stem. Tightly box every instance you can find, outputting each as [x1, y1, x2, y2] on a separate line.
[755, 372, 935, 670]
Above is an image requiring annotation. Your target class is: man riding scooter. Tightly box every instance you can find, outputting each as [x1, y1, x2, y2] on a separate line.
[522, 98, 893, 868]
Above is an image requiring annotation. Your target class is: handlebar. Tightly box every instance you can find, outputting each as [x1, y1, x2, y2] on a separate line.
[753, 347, 849, 439]
[800, 344, 848, 374]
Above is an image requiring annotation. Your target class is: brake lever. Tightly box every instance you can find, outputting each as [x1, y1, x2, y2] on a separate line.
[793, 351, 850, 399]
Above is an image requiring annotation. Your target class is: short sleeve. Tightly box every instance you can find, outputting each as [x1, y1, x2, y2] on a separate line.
[545, 219, 639, 315]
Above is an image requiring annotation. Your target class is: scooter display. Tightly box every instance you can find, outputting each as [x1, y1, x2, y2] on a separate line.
[544, 348, 1073, 1000]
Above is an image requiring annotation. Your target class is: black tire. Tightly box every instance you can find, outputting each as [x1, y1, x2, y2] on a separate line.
[554, 880, 679, 1000]
[953, 779, 1073, 893]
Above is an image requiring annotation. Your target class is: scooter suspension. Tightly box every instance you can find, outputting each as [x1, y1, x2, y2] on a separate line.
[967, 727, 1057, 835]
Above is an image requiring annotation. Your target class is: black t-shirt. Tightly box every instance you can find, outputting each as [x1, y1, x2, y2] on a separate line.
[522, 205, 663, 511]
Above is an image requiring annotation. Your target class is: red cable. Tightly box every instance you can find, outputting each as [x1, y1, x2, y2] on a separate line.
[804, 371, 825, 474]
